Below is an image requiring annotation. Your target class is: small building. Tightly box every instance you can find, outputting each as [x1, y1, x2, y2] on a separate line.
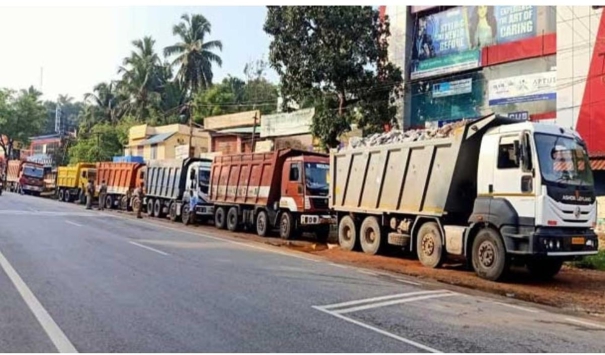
[259, 108, 318, 152]
[124, 123, 210, 161]
[204, 110, 260, 155]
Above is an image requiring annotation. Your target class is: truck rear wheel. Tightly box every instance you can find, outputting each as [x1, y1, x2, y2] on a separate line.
[416, 222, 444, 268]
[58, 189, 65, 202]
[146, 199, 155, 217]
[215, 207, 227, 229]
[338, 216, 357, 251]
[360, 216, 382, 255]
[169, 201, 179, 222]
[472, 228, 509, 281]
[153, 199, 164, 218]
[105, 195, 114, 210]
[526, 259, 563, 280]
[256, 210, 269, 236]
[120, 196, 129, 211]
[279, 212, 296, 240]
[227, 207, 239, 232]
[65, 190, 72, 202]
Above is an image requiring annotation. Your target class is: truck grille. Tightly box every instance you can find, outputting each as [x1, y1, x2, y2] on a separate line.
[311, 198, 329, 210]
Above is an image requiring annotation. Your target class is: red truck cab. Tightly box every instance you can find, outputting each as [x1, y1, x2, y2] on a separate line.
[19, 161, 45, 196]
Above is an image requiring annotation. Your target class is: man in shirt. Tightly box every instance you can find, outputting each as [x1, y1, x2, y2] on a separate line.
[133, 182, 145, 219]
[98, 180, 108, 211]
[85, 180, 94, 210]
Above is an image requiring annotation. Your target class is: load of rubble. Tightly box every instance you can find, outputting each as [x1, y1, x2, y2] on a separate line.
[344, 119, 470, 150]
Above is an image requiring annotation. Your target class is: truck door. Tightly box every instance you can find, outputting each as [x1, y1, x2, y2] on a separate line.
[280, 160, 303, 211]
[492, 134, 535, 221]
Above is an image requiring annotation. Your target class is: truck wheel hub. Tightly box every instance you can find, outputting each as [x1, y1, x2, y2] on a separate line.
[478, 242, 495, 267]
[422, 234, 435, 256]
[365, 230, 376, 244]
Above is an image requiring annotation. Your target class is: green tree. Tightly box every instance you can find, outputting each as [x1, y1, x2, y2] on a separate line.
[164, 13, 223, 93]
[0, 87, 46, 179]
[264, 6, 403, 148]
[242, 59, 278, 115]
[68, 118, 135, 163]
[83, 82, 124, 127]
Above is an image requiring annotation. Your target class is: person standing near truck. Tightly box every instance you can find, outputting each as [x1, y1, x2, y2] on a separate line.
[133, 182, 145, 219]
[98, 180, 107, 211]
[85, 180, 94, 210]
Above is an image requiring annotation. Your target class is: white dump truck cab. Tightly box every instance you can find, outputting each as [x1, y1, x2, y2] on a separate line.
[471, 121, 598, 279]
[182, 159, 214, 223]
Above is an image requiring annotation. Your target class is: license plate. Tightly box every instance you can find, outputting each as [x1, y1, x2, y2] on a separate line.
[572, 237, 585, 245]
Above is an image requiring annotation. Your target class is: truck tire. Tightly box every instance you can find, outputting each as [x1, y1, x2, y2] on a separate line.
[227, 207, 239, 232]
[215, 207, 227, 229]
[105, 195, 114, 210]
[526, 259, 563, 280]
[153, 199, 164, 218]
[58, 189, 65, 202]
[169, 201, 180, 222]
[279, 212, 297, 240]
[360, 216, 382, 255]
[120, 196, 129, 211]
[338, 216, 357, 251]
[416, 222, 444, 268]
[256, 210, 269, 237]
[65, 190, 72, 202]
[472, 228, 509, 281]
[146, 199, 155, 217]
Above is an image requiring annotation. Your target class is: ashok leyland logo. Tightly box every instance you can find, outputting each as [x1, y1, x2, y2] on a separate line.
[574, 206, 581, 219]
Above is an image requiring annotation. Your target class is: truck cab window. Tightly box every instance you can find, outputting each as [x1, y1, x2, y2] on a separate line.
[289, 164, 300, 181]
[497, 143, 519, 169]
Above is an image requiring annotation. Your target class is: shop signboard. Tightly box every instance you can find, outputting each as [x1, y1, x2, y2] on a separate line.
[432, 78, 473, 98]
[507, 111, 529, 121]
[260, 108, 315, 138]
[488, 71, 556, 106]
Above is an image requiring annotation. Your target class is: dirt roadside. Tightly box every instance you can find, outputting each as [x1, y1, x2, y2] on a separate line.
[112, 210, 605, 317]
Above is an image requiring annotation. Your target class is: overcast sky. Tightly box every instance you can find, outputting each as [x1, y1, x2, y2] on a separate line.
[0, 6, 278, 101]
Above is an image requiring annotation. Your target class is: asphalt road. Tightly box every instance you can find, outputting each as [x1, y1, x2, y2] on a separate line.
[0, 192, 604, 353]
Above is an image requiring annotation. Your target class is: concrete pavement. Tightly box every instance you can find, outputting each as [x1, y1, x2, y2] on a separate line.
[0, 192, 604, 352]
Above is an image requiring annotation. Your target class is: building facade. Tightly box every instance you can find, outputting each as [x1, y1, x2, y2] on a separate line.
[382, 5, 605, 154]
[124, 123, 210, 161]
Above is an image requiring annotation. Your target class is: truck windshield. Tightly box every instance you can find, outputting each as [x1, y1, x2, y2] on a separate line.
[534, 133, 594, 186]
[23, 166, 44, 178]
[304, 162, 329, 196]
[198, 168, 210, 194]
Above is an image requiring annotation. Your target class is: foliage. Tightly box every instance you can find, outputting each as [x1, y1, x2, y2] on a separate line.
[69, 117, 136, 164]
[164, 13, 223, 94]
[43, 95, 84, 135]
[264, 6, 403, 148]
[571, 250, 605, 271]
[0, 87, 47, 161]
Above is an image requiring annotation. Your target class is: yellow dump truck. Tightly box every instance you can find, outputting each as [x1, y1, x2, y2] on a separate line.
[56, 163, 97, 203]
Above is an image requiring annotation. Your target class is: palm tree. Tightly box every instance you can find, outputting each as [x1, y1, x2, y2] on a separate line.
[164, 13, 223, 94]
[84, 82, 122, 124]
[118, 36, 164, 119]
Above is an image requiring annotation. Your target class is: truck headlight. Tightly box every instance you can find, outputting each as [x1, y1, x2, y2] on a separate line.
[586, 240, 595, 247]
[549, 241, 554, 249]
[556, 241, 561, 249]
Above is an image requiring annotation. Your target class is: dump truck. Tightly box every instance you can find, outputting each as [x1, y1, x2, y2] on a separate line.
[95, 162, 146, 210]
[42, 167, 57, 196]
[6, 160, 45, 195]
[330, 114, 599, 281]
[144, 158, 213, 224]
[209, 149, 334, 241]
[56, 163, 97, 203]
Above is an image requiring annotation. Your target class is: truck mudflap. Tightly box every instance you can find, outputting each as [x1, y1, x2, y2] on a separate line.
[500, 225, 599, 258]
[300, 214, 335, 225]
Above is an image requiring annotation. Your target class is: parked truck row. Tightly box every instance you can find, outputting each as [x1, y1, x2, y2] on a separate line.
[5, 114, 600, 281]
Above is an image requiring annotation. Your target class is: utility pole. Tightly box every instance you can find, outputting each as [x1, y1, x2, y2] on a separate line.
[188, 101, 194, 158]
[251, 111, 258, 153]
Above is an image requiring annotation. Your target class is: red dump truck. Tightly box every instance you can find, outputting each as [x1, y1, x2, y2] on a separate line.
[209, 149, 334, 241]
[96, 162, 146, 210]
[6, 160, 44, 195]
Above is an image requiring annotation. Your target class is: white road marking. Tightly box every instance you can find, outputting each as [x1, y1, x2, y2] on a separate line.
[0, 210, 112, 217]
[313, 306, 441, 353]
[395, 278, 422, 286]
[65, 220, 83, 227]
[564, 318, 605, 330]
[493, 302, 540, 314]
[334, 292, 456, 314]
[321, 290, 448, 310]
[357, 269, 378, 276]
[129, 241, 169, 256]
[329, 262, 349, 269]
[0, 249, 77, 353]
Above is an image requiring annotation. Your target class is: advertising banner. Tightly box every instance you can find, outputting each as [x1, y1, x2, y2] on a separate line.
[411, 6, 537, 79]
[432, 78, 473, 98]
[488, 71, 556, 106]
[260, 108, 315, 138]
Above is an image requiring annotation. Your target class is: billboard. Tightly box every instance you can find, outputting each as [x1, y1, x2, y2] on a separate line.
[488, 71, 556, 106]
[411, 6, 537, 79]
[260, 108, 315, 138]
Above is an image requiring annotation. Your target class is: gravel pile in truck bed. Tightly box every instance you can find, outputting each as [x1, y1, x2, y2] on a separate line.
[343, 119, 470, 150]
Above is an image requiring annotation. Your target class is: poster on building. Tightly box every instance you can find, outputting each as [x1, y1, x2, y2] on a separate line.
[260, 108, 315, 138]
[432, 78, 473, 98]
[411, 6, 537, 79]
[488, 71, 556, 106]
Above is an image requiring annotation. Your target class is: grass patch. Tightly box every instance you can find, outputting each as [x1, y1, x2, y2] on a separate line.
[571, 250, 605, 271]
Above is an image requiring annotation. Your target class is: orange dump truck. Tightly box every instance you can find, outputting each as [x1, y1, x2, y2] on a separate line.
[209, 149, 334, 241]
[95, 162, 146, 210]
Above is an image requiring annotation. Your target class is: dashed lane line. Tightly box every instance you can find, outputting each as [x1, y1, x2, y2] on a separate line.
[129, 241, 170, 256]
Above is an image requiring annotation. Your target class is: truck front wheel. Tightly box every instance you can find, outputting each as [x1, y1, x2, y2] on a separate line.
[215, 207, 227, 229]
[338, 216, 357, 251]
[360, 216, 382, 255]
[416, 222, 444, 268]
[472, 228, 509, 281]
[279, 212, 297, 240]
[526, 259, 563, 280]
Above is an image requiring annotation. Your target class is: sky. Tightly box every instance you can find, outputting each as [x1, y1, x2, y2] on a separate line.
[0, 6, 278, 101]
